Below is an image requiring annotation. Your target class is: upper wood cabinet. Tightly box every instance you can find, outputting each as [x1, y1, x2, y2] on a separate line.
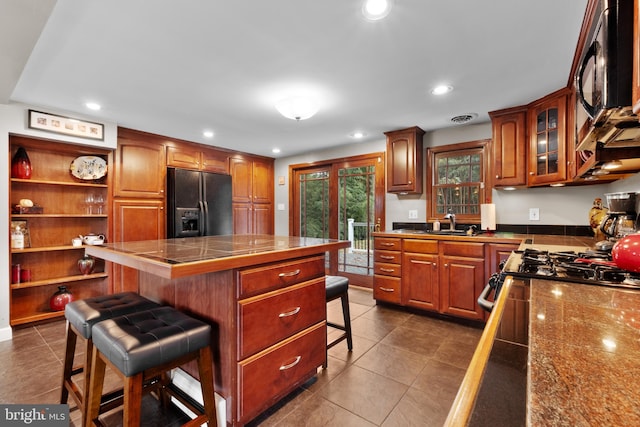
[489, 107, 528, 187]
[385, 126, 425, 194]
[527, 89, 568, 186]
[230, 156, 274, 234]
[114, 128, 166, 198]
[166, 144, 230, 174]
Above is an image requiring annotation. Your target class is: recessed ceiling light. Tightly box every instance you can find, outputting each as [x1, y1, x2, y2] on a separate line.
[350, 131, 366, 139]
[85, 102, 101, 111]
[272, 148, 281, 154]
[431, 85, 453, 95]
[362, 0, 393, 21]
[203, 130, 214, 138]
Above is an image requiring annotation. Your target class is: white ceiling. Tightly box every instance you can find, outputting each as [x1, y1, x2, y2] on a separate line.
[3, 0, 588, 158]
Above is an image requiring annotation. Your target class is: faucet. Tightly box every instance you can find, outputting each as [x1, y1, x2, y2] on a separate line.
[444, 209, 456, 231]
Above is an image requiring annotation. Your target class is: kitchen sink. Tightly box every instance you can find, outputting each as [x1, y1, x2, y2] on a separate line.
[423, 229, 468, 236]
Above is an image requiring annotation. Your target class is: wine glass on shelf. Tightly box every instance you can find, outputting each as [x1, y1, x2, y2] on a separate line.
[85, 193, 94, 215]
[95, 194, 105, 215]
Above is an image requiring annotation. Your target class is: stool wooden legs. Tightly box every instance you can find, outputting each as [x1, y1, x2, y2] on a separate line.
[86, 345, 217, 427]
[324, 290, 353, 368]
[60, 323, 93, 424]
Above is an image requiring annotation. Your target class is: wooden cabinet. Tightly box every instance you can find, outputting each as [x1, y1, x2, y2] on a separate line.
[385, 126, 425, 194]
[114, 128, 166, 198]
[236, 256, 325, 423]
[486, 243, 519, 279]
[230, 156, 274, 234]
[111, 199, 165, 293]
[9, 136, 111, 325]
[489, 107, 527, 187]
[439, 241, 486, 321]
[634, 0, 640, 114]
[373, 237, 402, 303]
[527, 89, 569, 186]
[166, 144, 230, 174]
[402, 239, 439, 311]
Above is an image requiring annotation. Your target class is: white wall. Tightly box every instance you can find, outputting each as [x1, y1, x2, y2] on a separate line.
[0, 102, 117, 342]
[274, 121, 618, 235]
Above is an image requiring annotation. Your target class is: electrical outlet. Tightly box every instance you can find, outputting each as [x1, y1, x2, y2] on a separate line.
[408, 209, 418, 219]
[529, 208, 540, 221]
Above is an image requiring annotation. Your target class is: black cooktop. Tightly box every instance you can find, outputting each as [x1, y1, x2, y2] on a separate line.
[505, 248, 640, 289]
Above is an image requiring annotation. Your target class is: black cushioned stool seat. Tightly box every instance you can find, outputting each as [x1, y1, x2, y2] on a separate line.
[324, 275, 353, 368]
[60, 292, 160, 425]
[86, 306, 217, 427]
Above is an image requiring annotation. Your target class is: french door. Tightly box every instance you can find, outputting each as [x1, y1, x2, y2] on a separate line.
[291, 153, 385, 288]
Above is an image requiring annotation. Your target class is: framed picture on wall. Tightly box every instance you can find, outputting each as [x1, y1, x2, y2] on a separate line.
[28, 109, 104, 141]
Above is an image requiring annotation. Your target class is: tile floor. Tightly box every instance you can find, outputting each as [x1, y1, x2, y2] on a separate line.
[0, 287, 483, 426]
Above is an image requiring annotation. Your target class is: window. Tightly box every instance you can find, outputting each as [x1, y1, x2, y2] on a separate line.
[427, 139, 490, 223]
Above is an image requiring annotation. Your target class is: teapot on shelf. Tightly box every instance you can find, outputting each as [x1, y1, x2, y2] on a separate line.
[79, 233, 105, 245]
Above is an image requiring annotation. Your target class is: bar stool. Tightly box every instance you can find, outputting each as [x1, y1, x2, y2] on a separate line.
[324, 275, 353, 368]
[86, 306, 217, 427]
[61, 292, 160, 424]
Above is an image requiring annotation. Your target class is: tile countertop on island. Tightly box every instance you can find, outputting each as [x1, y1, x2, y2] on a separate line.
[528, 279, 640, 426]
[84, 234, 351, 279]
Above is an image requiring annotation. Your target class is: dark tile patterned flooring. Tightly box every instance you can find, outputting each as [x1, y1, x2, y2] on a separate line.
[0, 287, 482, 426]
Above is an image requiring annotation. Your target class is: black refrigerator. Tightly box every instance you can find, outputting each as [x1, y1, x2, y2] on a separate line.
[167, 168, 233, 238]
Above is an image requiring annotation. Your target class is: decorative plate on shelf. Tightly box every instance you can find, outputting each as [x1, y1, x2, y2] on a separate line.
[69, 156, 107, 180]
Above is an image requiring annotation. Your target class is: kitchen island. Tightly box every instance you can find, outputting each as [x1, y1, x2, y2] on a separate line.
[85, 234, 350, 426]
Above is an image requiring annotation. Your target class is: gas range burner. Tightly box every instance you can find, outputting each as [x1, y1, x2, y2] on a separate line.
[509, 249, 640, 289]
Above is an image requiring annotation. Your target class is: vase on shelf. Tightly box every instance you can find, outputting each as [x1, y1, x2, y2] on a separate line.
[49, 286, 74, 311]
[11, 147, 32, 179]
[77, 255, 95, 275]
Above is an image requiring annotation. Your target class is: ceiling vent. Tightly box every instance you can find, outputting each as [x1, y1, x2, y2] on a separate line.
[450, 113, 478, 125]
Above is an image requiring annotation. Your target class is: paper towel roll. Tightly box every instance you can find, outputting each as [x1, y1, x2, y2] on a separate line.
[481, 204, 496, 231]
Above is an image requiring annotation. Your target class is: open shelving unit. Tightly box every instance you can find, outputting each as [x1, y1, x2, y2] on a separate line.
[9, 135, 112, 326]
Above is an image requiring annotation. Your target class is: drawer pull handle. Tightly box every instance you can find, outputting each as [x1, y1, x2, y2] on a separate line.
[380, 268, 395, 273]
[380, 255, 395, 260]
[381, 243, 395, 247]
[278, 307, 301, 318]
[379, 287, 394, 292]
[279, 269, 301, 278]
[279, 356, 302, 371]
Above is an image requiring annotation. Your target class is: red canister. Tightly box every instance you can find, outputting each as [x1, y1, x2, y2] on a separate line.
[11, 264, 20, 284]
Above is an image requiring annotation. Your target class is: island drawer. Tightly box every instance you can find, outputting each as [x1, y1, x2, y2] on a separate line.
[374, 250, 401, 264]
[238, 322, 325, 423]
[238, 278, 325, 358]
[237, 255, 325, 298]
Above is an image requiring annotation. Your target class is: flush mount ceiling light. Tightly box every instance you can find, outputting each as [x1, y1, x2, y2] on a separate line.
[431, 85, 453, 95]
[275, 96, 319, 121]
[362, 0, 393, 20]
[85, 102, 101, 111]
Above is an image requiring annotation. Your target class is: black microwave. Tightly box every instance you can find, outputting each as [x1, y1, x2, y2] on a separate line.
[576, 0, 634, 124]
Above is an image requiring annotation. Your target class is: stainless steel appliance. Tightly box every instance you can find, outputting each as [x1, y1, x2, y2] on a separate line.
[167, 168, 232, 238]
[575, 0, 638, 149]
[599, 192, 640, 240]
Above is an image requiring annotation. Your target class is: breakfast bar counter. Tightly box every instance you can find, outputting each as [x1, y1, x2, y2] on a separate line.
[85, 235, 350, 426]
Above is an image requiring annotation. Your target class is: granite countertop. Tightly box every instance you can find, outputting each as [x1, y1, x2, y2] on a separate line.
[373, 229, 596, 247]
[85, 234, 350, 279]
[528, 279, 640, 426]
